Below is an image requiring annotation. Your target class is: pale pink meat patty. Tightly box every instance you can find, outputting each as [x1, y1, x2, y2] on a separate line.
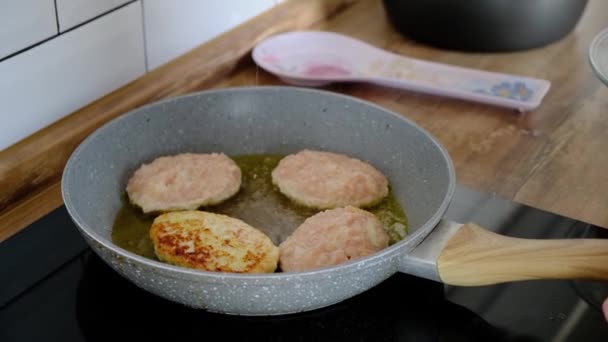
[279, 206, 389, 272]
[126, 153, 241, 213]
[271, 150, 389, 209]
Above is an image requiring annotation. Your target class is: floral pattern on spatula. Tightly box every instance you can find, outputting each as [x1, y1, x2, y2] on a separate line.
[474, 81, 534, 101]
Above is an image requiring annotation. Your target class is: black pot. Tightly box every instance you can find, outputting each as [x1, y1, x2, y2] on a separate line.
[382, 0, 588, 52]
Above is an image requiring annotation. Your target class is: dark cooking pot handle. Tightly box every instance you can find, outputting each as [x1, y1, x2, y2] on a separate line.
[400, 221, 608, 286]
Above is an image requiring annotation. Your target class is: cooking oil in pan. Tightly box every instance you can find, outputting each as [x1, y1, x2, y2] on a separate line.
[112, 154, 409, 260]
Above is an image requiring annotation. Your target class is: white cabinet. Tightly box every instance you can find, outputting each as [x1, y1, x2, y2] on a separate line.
[143, 0, 280, 69]
[56, 0, 132, 32]
[0, 1, 146, 150]
[0, 0, 57, 59]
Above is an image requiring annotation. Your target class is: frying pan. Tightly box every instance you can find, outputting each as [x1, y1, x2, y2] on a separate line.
[382, 0, 588, 52]
[62, 87, 608, 315]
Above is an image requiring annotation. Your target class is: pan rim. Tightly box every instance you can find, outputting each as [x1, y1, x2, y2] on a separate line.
[62, 86, 456, 281]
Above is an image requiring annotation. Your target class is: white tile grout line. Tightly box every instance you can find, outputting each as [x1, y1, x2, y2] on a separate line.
[140, 0, 149, 72]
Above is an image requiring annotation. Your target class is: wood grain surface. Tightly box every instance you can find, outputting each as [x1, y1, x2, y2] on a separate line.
[2, 0, 608, 242]
[437, 223, 608, 286]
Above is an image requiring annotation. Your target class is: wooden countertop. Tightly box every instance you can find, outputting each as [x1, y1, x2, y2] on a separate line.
[1, 0, 608, 241]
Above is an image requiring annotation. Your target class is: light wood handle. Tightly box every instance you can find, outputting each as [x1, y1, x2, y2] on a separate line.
[437, 223, 608, 286]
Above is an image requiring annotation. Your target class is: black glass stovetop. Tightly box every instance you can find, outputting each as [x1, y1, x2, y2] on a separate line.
[1, 185, 607, 341]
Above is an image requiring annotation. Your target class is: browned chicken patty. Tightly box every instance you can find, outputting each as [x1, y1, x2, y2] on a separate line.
[271, 150, 388, 209]
[150, 210, 279, 273]
[279, 206, 389, 272]
[126, 153, 241, 213]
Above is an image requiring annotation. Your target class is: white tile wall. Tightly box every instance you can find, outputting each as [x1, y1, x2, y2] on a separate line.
[0, 1, 146, 150]
[143, 0, 281, 69]
[0, 0, 57, 59]
[0, 0, 281, 151]
[56, 0, 131, 32]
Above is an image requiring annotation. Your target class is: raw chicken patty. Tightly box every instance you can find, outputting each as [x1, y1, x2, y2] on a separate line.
[126, 153, 241, 213]
[150, 210, 279, 273]
[271, 150, 389, 209]
[279, 206, 389, 272]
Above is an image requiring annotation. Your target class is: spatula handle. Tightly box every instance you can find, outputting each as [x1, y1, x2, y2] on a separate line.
[370, 55, 551, 111]
[437, 223, 608, 286]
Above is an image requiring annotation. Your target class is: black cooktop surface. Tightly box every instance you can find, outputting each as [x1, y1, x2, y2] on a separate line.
[1, 185, 607, 341]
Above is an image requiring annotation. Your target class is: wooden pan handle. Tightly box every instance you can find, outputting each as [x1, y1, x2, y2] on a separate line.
[437, 223, 608, 286]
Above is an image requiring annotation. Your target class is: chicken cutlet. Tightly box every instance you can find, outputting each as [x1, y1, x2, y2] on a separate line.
[279, 206, 389, 272]
[271, 150, 388, 209]
[150, 210, 279, 273]
[127, 153, 241, 213]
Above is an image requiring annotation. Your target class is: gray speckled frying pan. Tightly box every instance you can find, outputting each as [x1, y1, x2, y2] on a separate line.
[62, 87, 608, 315]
